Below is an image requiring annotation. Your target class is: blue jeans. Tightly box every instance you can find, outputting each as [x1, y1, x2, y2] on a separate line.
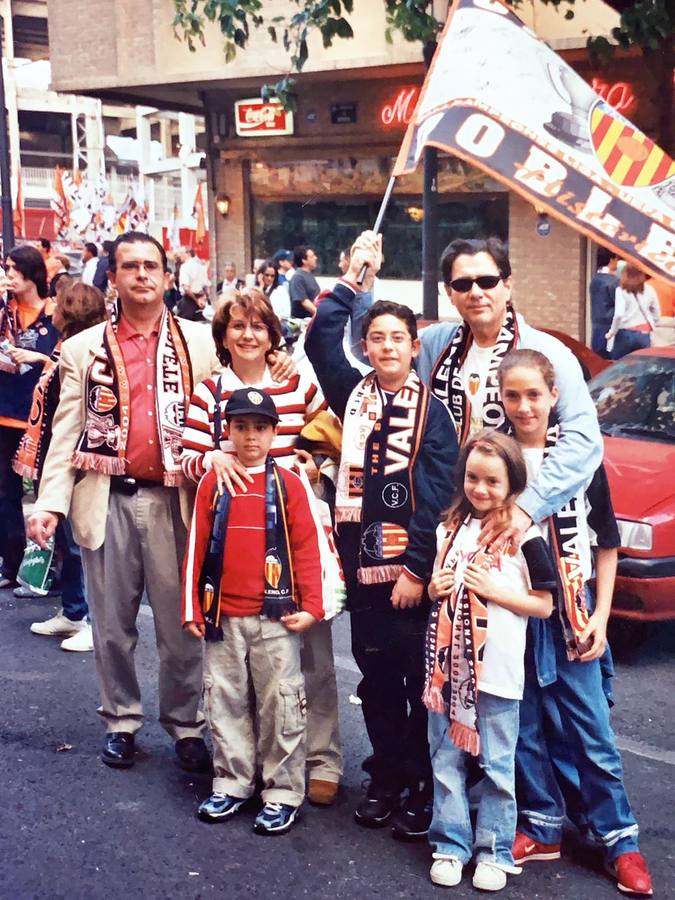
[516, 632, 639, 861]
[611, 328, 650, 360]
[55, 518, 88, 622]
[429, 693, 520, 867]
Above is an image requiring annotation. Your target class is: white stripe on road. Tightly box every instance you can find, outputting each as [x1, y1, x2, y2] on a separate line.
[140, 606, 675, 765]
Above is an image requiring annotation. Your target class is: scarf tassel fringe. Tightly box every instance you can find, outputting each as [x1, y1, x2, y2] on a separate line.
[422, 684, 446, 714]
[358, 564, 403, 585]
[12, 461, 38, 480]
[71, 451, 126, 476]
[449, 720, 480, 757]
[336, 507, 361, 524]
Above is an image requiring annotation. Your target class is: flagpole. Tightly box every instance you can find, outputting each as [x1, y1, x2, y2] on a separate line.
[0, 20, 15, 253]
[355, 174, 396, 286]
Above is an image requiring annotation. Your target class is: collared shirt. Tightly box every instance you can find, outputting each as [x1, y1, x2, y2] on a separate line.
[116, 314, 163, 481]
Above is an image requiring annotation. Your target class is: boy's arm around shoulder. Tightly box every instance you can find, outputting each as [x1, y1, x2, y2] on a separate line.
[403, 397, 459, 583]
[304, 282, 368, 419]
[182, 470, 218, 629]
[282, 469, 325, 623]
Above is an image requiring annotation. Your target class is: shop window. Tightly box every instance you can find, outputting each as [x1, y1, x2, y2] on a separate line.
[253, 194, 508, 280]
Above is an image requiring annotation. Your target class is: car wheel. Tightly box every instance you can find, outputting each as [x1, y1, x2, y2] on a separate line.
[607, 617, 649, 660]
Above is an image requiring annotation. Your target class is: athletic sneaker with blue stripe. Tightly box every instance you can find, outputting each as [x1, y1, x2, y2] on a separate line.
[197, 792, 248, 823]
[253, 802, 300, 835]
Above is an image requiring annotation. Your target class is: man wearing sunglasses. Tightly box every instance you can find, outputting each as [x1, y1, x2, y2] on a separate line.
[416, 236, 602, 552]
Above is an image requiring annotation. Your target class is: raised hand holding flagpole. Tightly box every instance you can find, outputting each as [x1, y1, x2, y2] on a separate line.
[355, 174, 396, 287]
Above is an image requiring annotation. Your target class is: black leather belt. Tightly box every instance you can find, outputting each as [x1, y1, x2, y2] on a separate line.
[109, 476, 163, 495]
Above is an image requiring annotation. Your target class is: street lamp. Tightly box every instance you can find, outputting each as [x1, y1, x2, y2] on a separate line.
[215, 193, 231, 218]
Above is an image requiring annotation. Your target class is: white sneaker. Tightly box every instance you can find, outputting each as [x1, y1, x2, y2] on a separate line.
[430, 855, 463, 887]
[473, 861, 518, 892]
[60, 624, 94, 652]
[30, 610, 86, 637]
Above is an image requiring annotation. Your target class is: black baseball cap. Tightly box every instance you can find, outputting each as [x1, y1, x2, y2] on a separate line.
[224, 388, 279, 423]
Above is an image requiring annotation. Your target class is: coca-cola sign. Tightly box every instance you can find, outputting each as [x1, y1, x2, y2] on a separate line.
[234, 99, 294, 137]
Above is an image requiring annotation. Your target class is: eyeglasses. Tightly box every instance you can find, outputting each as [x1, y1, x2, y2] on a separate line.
[367, 333, 411, 345]
[228, 321, 269, 336]
[449, 275, 502, 293]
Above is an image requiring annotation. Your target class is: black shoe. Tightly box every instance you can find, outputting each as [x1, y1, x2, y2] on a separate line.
[354, 779, 403, 829]
[390, 780, 433, 841]
[175, 737, 212, 774]
[102, 732, 135, 768]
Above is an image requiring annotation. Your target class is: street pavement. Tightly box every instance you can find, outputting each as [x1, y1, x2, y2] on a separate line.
[1, 586, 674, 900]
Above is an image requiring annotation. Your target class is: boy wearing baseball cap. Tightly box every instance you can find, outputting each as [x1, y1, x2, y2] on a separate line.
[182, 388, 324, 835]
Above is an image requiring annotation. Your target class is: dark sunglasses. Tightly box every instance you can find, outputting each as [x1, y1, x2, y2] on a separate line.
[449, 275, 502, 293]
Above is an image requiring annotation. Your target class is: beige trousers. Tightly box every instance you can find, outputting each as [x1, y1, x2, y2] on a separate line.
[204, 616, 306, 807]
[81, 487, 205, 739]
[302, 618, 343, 782]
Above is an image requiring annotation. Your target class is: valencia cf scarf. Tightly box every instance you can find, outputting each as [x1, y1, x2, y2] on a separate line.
[544, 422, 592, 660]
[423, 517, 496, 757]
[13, 343, 62, 480]
[72, 306, 192, 486]
[336, 370, 429, 585]
[429, 303, 518, 446]
[198, 457, 296, 641]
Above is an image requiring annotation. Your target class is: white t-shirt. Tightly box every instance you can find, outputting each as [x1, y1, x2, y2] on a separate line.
[436, 517, 548, 700]
[461, 342, 501, 437]
[81, 256, 98, 286]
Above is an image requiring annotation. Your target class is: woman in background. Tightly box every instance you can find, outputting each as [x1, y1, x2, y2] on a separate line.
[606, 266, 660, 359]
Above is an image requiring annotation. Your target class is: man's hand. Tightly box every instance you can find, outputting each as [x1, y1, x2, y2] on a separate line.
[346, 231, 383, 293]
[281, 611, 317, 633]
[27, 511, 59, 549]
[428, 568, 454, 602]
[210, 450, 254, 496]
[578, 610, 609, 662]
[268, 350, 296, 383]
[391, 571, 424, 609]
[184, 621, 205, 639]
[479, 504, 532, 554]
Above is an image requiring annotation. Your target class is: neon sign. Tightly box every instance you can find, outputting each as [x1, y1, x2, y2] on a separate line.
[590, 78, 636, 115]
[380, 87, 420, 127]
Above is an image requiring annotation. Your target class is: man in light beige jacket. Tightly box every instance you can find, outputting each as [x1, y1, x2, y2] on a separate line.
[28, 233, 221, 772]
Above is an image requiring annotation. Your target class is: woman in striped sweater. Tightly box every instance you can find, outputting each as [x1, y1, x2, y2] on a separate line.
[180, 289, 343, 806]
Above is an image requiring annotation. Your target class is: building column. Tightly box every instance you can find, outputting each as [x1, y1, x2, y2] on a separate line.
[212, 155, 249, 287]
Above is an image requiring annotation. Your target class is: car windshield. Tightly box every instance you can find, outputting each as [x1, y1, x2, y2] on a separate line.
[589, 355, 675, 443]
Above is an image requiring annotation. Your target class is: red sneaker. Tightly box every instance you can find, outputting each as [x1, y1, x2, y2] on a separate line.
[609, 852, 653, 896]
[512, 831, 561, 864]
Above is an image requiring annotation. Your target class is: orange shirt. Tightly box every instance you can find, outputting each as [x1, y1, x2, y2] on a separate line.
[116, 315, 163, 481]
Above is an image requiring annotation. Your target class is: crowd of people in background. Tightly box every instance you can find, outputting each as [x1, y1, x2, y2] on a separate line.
[0, 227, 664, 896]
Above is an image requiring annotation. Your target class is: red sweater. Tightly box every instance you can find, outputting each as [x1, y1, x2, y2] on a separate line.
[183, 464, 324, 623]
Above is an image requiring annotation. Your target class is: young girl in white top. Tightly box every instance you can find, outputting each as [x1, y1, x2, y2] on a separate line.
[424, 430, 555, 892]
[605, 264, 660, 360]
[497, 349, 653, 897]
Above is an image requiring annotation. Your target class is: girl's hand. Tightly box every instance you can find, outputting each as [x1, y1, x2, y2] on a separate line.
[294, 449, 319, 485]
[479, 504, 531, 554]
[391, 571, 424, 609]
[462, 563, 503, 604]
[281, 611, 317, 633]
[184, 621, 205, 639]
[210, 449, 254, 496]
[268, 350, 296, 382]
[429, 568, 454, 602]
[578, 610, 609, 662]
[8, 347, 48, 365]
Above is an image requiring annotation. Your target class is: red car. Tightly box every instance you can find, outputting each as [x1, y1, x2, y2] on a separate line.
[587, 347, 675, 629]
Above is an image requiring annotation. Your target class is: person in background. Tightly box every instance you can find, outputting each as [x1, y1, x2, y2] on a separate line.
[81, 242, 99, 286]
[589, 247, 620, 359]
[289, 246, 320, 319]
[15, 282, 107, 653]
[178, 248, 209, 322]
[255, 259, 278, 299]
[0, 246, 59, 589]
[38, 238, 62, 285]
[220, 260, 244, 293]
[273, 249, 294, 286]
[605, 265, 660, 359]
[49, 256, 72, 297]
[93, 240, 114, 295]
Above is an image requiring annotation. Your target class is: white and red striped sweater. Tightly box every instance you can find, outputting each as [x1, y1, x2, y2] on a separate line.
[180, 363, 326, 481]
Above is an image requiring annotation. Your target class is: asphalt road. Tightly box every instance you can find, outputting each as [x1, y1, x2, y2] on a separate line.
[1, 587, 674, 900]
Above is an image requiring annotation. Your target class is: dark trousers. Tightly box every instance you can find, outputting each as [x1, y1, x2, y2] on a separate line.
[351, 602, 431, 787]
[0, 425, 26, 581]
